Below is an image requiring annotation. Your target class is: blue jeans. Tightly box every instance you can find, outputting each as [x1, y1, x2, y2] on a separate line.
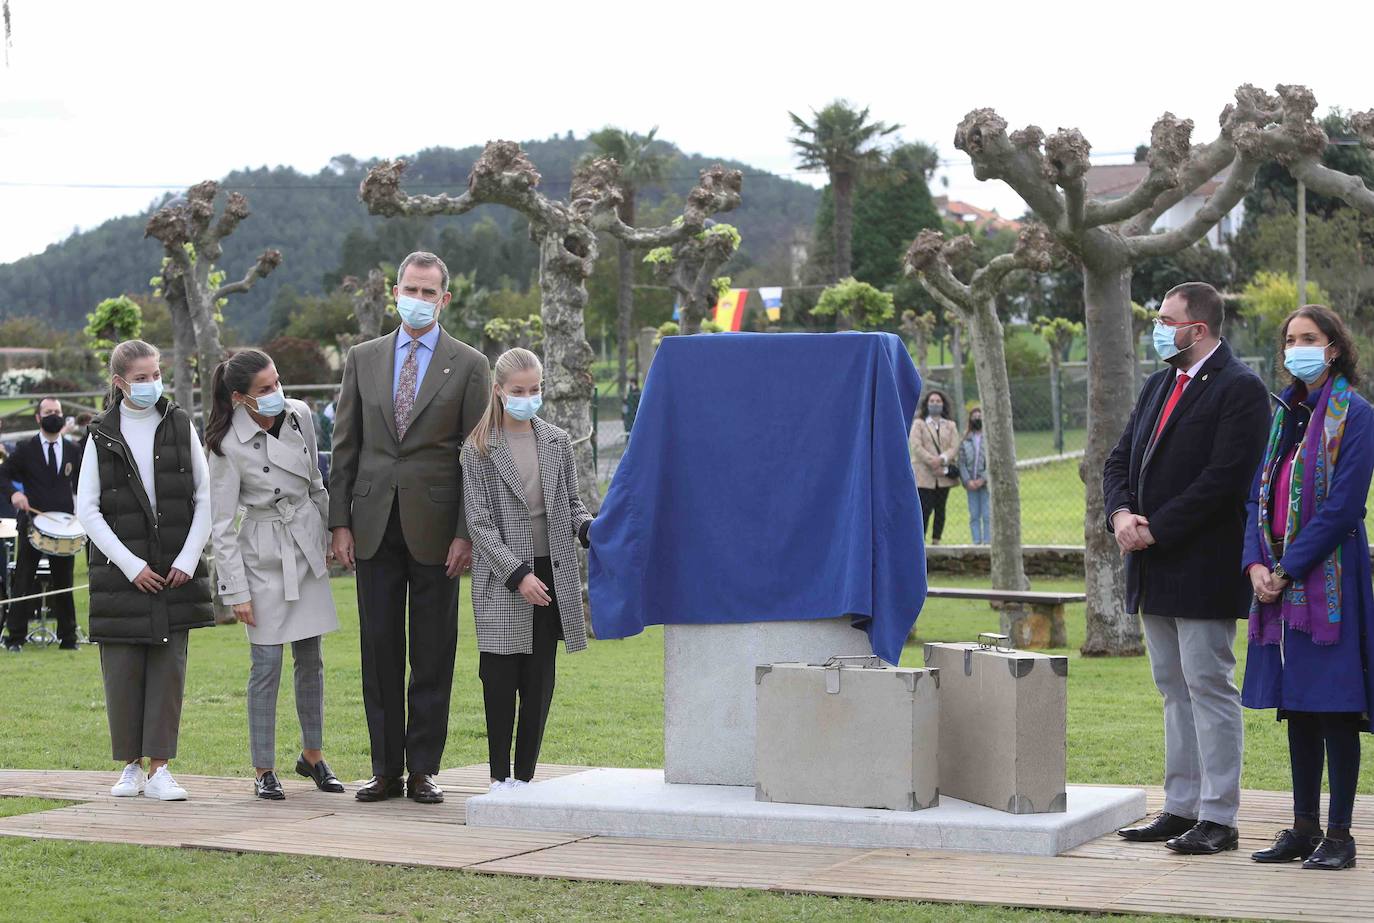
[966, 486, 990, 545]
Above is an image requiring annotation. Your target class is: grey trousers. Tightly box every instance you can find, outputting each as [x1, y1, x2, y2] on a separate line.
[1142, 614, 1243, 826]
[248, 637, 325, 769]
[99, 632, 189, 762]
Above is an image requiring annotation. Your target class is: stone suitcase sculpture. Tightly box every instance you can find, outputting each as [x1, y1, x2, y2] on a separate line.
[923, 634, 1067, 814]
[754, 656, 940, 812]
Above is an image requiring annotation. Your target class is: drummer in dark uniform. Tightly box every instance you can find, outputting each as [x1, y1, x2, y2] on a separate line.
[1, 396, 82, 652]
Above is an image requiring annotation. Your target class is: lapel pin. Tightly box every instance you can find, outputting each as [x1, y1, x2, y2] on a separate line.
[443, 368, 451, 374]
[1201, 374, 1209, 381]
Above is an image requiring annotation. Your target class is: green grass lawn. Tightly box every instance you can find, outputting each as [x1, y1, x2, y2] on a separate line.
[1, 574, 1360, 921]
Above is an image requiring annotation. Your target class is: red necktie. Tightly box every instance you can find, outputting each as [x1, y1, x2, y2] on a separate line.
[1154, 373, 1191, 439]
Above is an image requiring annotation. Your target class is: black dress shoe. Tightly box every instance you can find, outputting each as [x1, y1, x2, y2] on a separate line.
[355, 775, 403, 802]
[254, 770, 286, 801]
[4, 642, 22, 653]
[1118, 811, 1198, 842]
[1252, 828, 1321, 863]
[58, 641, 79, 651]
[296, 755, 345, 793]
[407, 773, 444, 804]
[1166, 820, 1240, 855]
[1303, 836, 1357, 870]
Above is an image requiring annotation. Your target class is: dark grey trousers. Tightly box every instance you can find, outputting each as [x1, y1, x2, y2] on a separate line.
[99, 631, 189, 762]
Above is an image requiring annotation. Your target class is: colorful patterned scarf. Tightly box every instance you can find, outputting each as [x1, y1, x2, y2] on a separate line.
[1249, 374, 1351, 646]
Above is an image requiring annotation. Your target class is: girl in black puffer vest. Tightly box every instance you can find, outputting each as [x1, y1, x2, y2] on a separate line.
[76, 340, 213, 801]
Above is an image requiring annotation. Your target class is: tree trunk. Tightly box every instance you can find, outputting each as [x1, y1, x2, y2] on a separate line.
[616, 190, 636, 395]
[184, 279, 226, 426]
[914, 328, 931, 383]
[950, 323, 966, 425]
[1049, 356, 1063, 456]
[1079, 260, 1143, 656]
[968, 299, 1029, 592]
[832, 171, 854, 282]
[170, 301, 197, 414]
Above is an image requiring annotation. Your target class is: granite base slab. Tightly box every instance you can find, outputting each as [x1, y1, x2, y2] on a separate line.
[466, 768, 1146, 856]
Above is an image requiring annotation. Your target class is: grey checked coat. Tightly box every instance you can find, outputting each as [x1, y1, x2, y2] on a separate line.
[460, 417, 594, 655]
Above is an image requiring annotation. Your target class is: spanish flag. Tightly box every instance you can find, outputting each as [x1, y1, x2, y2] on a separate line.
[713, 288, 749, 331]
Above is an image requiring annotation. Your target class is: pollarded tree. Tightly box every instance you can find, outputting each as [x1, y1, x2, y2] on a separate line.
[359, 143, 741, 507]
[899, 308, 936, 382]
[906, 225, 1057, 603]
[340, 268, 389, 342]
[1032, 316, 1083, 457]
[584, 126, 672, 396]
[952, 84, 1373, 656]
[145, 181, 281, 416]
[643, 222, 741, 336]
[789, 100, 900, 282]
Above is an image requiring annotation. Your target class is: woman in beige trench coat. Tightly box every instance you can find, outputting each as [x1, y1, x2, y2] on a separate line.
[910, 388, 961, 545]
[206, 349, 342, 801]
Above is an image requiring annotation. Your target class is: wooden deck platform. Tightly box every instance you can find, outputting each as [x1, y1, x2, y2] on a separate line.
[1, 766, 1369, 920]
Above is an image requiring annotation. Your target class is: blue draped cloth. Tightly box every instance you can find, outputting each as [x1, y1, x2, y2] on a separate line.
[588, 332, 927, 664]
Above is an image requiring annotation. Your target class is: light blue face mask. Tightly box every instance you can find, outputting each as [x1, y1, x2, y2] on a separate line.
[125, 379, 163, 409]
[249, 387, 285, 417]
[396, 294, 439, 329]
[1152, 321, 1203, 362]
[504, 393, 542, 422]
[1284, 345, 1330, 384]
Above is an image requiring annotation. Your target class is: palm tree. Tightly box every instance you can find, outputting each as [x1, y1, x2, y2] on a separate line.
[789, 101, 900, 282]
[584, 126, 672, 395]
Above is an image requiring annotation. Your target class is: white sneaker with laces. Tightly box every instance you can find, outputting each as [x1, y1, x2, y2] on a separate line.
[111, 764, 146, 797]
[144, 766, 189, 801]
[509, 779, 530, 790]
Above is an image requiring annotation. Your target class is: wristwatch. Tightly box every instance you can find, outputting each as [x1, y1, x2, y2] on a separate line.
[1273, 563, 1291, 583]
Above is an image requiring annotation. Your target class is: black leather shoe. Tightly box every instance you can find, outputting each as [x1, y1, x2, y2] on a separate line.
[254, 770, 286, 801]
[296, 755, 345, 793]
[407, 773, 444, 804]
[1118, 811, 1197, 842]
[1252, 828, 1321, 863]
[1166, 820, 1240, 855]
[59, 641, 79, 651]
[1303, 836, 1357, 870]
[4, 642, 21, 653]
[355, 775, 403, 802]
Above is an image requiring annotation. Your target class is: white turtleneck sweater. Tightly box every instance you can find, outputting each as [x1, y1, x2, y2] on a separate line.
[76, 400, 212, 582]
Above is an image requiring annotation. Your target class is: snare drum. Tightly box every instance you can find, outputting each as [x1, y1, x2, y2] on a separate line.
[28, 511, 86, 557]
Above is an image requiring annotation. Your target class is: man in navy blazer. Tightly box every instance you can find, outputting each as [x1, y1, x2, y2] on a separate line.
[1103, 283, 1270, 855]
[1, 397, 82, 651]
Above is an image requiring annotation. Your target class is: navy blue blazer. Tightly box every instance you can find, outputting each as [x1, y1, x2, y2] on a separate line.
[1102, 339, 1271, 620]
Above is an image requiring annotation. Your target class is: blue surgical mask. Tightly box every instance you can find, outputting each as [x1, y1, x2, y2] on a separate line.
[125, 379, 163, 409]
[1152, 323, 1183, 361]
[250, 387, 285, 417]
[396, 294, 439, 329]
[1284, 345, 1330, 384]
[504, 393, 542, 422]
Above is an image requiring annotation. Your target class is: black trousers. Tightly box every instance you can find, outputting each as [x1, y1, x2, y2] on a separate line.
[918, 486, 951, 541]
[1288, 711, 1362, 830]
[354, 500, 460, 777]
[5, 531, 76, 646]
[479, 557, 561, 782]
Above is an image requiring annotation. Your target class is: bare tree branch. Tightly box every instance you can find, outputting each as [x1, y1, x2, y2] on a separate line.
[1044, 128, 1091, 233]
[588, 162, 743, 247]
[1259, 86, 1374, 216]
[954, 113, 1067, 231]
[213, 249, 283, 300]
[1125, 153, 1261, 259]
[1085, 113, 1193, 228]
[904, 229, 972, 306]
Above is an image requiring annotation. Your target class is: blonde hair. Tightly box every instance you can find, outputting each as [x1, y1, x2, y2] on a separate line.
[107, 339, 161, 410]
[470, 347, 543, 456]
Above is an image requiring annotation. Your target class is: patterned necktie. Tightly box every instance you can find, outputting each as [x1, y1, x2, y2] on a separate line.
[395, 338, 421, 440]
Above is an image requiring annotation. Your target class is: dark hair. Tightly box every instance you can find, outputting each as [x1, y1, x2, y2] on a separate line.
[206, 349, 274, 456]
[396, 251, 450, 291]
[1164, 281, 1225, 336]
[919, 389, 952, 421]
[964, 404, 983, 436]
[35, 396, 61, 415]
[1279, 304, 1360, 387]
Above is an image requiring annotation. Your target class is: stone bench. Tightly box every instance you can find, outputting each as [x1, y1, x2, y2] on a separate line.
[925, 587, 1086, 649]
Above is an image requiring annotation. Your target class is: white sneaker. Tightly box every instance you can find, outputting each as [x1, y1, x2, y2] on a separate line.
[509, 779, 530, 790]
[111, 764, 146, 797]
[144, 766, 189, 801]
[488, 778, 517, 793]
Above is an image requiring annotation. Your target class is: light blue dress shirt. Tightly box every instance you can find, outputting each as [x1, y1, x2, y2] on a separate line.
[392, 324, 442, 400]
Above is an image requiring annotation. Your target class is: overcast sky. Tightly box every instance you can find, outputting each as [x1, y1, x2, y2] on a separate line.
[1, 0, 1369, 265]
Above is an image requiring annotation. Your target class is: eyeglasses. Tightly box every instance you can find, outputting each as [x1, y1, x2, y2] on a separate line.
[1152, 316, 1202, 330]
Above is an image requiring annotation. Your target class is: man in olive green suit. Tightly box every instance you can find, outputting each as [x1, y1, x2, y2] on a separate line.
[329, 251, 490, 804]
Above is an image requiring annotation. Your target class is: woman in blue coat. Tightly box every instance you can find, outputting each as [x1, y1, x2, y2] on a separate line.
[1243, 304, 1374, 872]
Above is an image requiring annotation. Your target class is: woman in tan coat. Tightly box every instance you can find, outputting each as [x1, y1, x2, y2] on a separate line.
[910, 389, 961, 545]
[206, 349, 341, 801]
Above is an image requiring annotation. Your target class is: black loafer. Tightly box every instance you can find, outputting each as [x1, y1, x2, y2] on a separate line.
[355, 775, 403, 802]
[296, 755, 345, 793]
[1118, 811, 1197, 842]
[254, 770, 286, 801]
[1166, 820, 1239, 855]
[1252, 828, 1321, 863]
[1303, 836, 1357, 870]
[407, 773, 444, 804]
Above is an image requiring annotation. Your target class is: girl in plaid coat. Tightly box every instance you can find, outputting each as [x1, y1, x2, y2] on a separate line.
[461, 348, 594, 791]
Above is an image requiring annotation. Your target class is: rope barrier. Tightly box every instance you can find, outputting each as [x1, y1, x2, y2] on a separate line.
[0, 583, 88, 608]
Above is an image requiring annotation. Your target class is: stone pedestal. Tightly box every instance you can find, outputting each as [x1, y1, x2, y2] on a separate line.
[664, 618, 870, 786]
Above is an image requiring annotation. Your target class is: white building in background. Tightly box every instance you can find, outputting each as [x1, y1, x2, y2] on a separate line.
[1085, 164, 1245, 249]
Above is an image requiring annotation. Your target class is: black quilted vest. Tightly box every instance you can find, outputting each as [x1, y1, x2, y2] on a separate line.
[87, 397, 214, 644]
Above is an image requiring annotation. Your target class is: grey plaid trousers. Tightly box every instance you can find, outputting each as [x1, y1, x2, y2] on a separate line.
[248, 637, 325, 768]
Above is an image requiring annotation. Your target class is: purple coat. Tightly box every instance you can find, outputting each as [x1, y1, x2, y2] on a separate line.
[1241, 388, 1374, 723]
